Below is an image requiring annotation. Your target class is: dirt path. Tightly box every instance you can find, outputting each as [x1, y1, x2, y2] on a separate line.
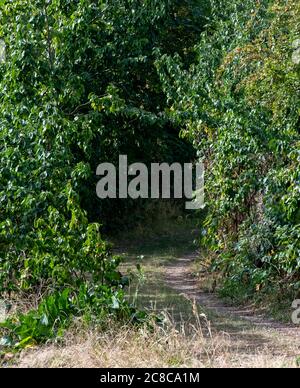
[165, 252, 300, 367]
[9, 237, 300, 368]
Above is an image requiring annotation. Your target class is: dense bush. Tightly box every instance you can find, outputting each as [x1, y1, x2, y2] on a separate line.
[157, 0, 300, 300]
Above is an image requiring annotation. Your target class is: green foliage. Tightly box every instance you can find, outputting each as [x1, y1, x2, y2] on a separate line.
[2, 0, 298, 345]
[0, 0, 209, 346]
[0, 0, 199, 232]
[157, 0, 300, 299]
[0, 284, 147, 349]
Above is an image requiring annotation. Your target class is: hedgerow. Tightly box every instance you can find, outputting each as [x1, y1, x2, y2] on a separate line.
[157, 0, 300, 300]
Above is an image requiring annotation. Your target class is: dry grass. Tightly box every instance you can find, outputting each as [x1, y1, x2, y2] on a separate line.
[14, 314, 227, 368]
[11, 309, 299, 369]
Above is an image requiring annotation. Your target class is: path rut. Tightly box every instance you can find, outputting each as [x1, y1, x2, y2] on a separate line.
[165, 253, 300, 366]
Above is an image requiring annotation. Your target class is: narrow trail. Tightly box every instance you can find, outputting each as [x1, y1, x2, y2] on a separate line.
[11, 236, 300, 368]
[112, 229, 300, 366]
[165, 252, 300, 366]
